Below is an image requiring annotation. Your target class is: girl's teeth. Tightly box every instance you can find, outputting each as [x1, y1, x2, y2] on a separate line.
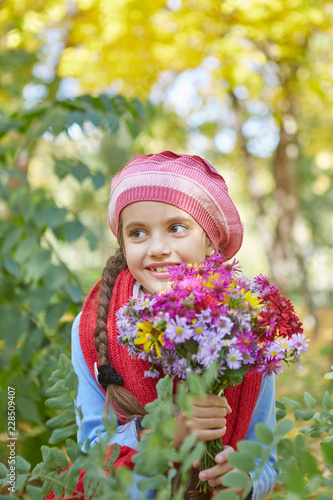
[154, 266, 168, 272]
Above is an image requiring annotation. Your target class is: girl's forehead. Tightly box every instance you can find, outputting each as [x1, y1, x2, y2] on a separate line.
[121, 201, 190, 219]
[120, 201, 199, 227]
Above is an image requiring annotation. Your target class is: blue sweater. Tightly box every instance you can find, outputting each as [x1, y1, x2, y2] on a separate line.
[72, 310, 278, 499]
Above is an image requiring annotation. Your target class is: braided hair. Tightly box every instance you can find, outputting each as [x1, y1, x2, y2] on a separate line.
[93, 221, 146, 422]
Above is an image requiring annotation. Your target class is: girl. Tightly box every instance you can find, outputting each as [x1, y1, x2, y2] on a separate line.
[48, 151, 277, 499]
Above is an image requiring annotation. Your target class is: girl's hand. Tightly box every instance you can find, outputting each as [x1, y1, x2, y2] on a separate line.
[193, 446, 249, 496]
[174, 394, 231, 449]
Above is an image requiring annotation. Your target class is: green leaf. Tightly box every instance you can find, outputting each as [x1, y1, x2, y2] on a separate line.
[28, 287, 53, 316]
[227, 452, 256, 473]
[137, 474, 167, 491]
[222, 471, 251, 488]
[155, 375, 173, 404]
[237, 440, 263, 459]
[282, 396, 301, 409]
[16, 396, 40, 423]
[1, 226, 22, 254]
[273, 418, 293, 438]
[275, 400, 286, 410]
[45, 395, 73, 410]
[304, 392, 317, 409]
[25, 249, 52, 281]
[255, 423, 274, 445]
[15, 236, 39, 263]
[45, 303, 69, 330]
[54, 158, 72, 179]
[26, 485, 42, 500]
[212, 492, 239, 500]
[46, 409, 76, 429]
[65, 283, 83, 303]
[86, 233, 99, 251]
[44, 206, 67, 228]
[91, 173, 105, 189]
[324, 372, 333, 380]
[63, 220, 84, 242]
[299, 450, 319, 477]
[182, 442, 205, 473]
[49, 424, 78, 444]
[321, 441, 333, 471]
[4, 256, 20, 278]
[322, 391, 332, 410]
[276, 409, 287, 421]
[187, 372, 206, 397]
[0, 463, 8, 478]
[71, 163, 90, 182]
[43, 265, 68, 290]
[15, 456, 31, 473]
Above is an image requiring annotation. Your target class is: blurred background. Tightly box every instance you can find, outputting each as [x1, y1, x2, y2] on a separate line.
[0, 0, 332, 471]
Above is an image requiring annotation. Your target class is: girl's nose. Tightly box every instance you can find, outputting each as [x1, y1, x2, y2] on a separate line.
[147, 233, 171, 257]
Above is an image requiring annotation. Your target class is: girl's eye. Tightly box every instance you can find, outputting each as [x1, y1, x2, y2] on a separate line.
[170, 224, 186, 234]
[128, 229, 146, 239]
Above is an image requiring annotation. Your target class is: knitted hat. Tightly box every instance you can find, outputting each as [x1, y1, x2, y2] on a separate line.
[108, 151, 243, 259]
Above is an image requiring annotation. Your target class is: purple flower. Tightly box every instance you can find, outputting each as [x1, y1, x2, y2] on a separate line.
[144, 368, 160, 379]
[235, 331, 256, 354]
[191, 320, 209, 341]
[199, 338, 221, 368]
[206, 252, 225, 265]
[226, 347, 243, 369]
[208, 276, 231, 302]
[290, 333, 309, 353]
[215, 315, 233, 336]
[223, 259, 242, 276]
[172, 358, 188, 379]
[257, 356, 284, 377]
[254, 274, 277, 296]
[165, 315, 193, 344]
[161, 351, 179, 375]
[195, 260, 214, 279]
[196, 309, 211, 323]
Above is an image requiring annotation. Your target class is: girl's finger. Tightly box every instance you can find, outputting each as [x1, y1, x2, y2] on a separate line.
[192, 459, 200, 469]
[192, 406, 228, 418]
[193, 394, 230, 408]
[215, 445, 235, 463]
[191, 426, 227, 442]
[198, 461, 232, 481]
[187, 416, 227, 430]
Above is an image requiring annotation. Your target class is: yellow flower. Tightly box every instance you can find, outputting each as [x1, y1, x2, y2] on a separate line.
[134, 321, 164, 358]
[242, 289, 263, 308]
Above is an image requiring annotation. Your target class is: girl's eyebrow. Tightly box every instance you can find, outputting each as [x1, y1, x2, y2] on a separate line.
[124, 216, 193, 231]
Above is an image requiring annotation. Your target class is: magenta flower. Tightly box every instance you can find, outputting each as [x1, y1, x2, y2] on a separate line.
[235, 331, 256, 354]
[223, 258, 242, 276]
[258, 356, 284, 377]
[254, 274, 277, 296]
[208, 276, 231, 302]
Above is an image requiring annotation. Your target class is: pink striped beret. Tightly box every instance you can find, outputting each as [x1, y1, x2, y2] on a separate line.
[108, 151, 243, 259]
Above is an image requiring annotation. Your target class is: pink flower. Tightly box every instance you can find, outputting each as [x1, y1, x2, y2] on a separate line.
[254, 274, 277, 296]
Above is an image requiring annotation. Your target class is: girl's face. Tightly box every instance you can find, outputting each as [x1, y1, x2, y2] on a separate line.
[120, 201, 215, 294]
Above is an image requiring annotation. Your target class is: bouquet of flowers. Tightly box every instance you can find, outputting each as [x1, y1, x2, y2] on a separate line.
[116, 253, 308, 492]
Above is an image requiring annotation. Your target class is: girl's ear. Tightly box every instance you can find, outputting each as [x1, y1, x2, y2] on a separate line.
[206, 238, 216, 257]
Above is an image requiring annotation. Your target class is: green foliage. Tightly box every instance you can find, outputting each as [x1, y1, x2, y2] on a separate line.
[0, 91, 148, 462]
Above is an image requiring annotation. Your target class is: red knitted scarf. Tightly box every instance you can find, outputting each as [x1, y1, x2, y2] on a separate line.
[79, 268, 262, 449]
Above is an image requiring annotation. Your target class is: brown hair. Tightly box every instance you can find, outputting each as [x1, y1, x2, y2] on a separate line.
[93, 220, 146, 422]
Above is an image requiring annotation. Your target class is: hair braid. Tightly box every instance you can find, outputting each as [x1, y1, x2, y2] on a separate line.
[93, 224, 146, 422]
[94, 247, 127, 366]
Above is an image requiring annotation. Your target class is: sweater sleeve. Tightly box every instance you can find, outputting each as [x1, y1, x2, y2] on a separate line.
[71, 313, 139, 452]
[244, 374, 278, 500]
